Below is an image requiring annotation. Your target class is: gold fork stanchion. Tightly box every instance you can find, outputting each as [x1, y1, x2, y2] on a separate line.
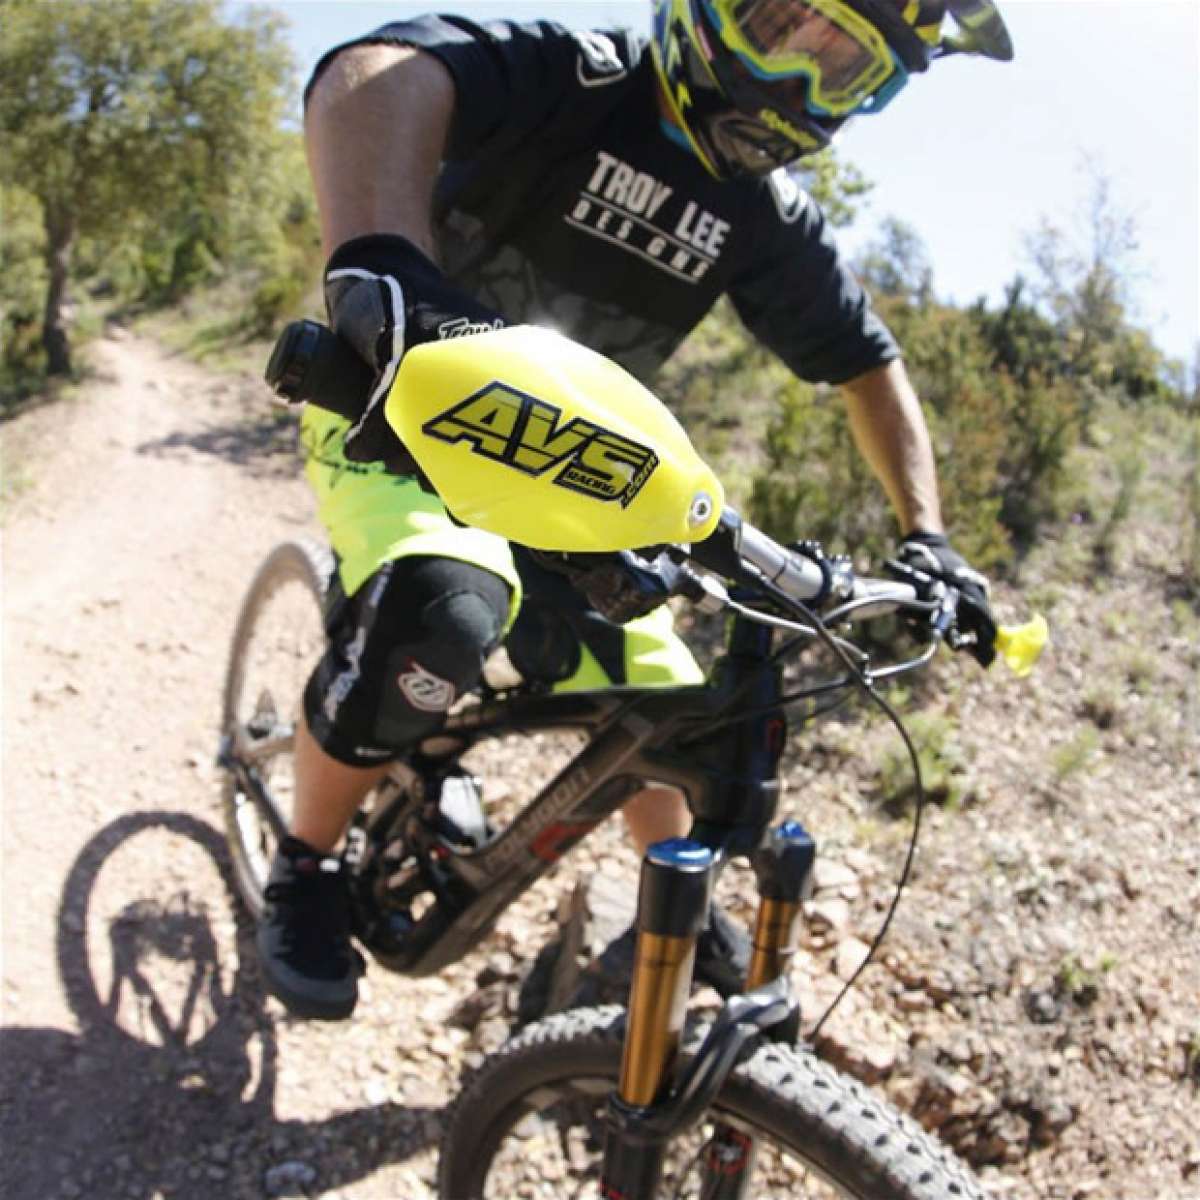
[745, 896, 803, 991]
[603, 838, 715, 1197]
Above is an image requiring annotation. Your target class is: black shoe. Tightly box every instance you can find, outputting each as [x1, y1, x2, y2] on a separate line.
[570, 904, 751, 1009]
[256, 836, 362, 1020]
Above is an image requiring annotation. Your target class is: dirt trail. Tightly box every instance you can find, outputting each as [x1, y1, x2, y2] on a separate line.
[2, 331, 1198, 1200]
[0, 331, 603, 1200]
[0, 333, 457, 1199]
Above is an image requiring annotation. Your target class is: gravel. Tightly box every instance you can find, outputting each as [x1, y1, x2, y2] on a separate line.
[2, 332, 1197, 1199]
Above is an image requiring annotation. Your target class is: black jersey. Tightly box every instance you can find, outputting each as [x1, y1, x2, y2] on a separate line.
[307, 14, 898, 385]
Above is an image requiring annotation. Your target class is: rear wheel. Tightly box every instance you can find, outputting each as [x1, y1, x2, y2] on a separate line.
[439, 1006, 985, 1200]
[218, 539, 333, 918]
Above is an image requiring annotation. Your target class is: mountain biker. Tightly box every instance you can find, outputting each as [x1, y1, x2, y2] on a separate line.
[258, 0, 1012, 1021]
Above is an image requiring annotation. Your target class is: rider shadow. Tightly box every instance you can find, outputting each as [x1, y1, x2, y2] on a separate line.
[136, 406, 302, 478]
[0, 811, 441, 1200]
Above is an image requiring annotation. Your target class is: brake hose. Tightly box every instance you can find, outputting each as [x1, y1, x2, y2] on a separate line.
[777, 593, 928, 1041]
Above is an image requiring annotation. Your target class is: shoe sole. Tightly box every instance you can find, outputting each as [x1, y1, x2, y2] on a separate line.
[257, 937, 359, 1021]
[261, 972, 358, 1021]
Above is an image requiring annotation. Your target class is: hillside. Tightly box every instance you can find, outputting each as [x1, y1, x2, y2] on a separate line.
[1, 329, 1197, 1199]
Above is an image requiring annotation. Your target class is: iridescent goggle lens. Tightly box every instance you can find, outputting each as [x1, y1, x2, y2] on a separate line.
[703, 0, 907, 116]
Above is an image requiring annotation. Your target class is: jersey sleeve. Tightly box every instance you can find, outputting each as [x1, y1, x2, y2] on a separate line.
[305, 15, 637, 162]
[727, 179, 899, 386]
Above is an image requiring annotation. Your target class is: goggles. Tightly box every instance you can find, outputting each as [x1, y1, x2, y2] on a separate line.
[700, 0, 914, 119]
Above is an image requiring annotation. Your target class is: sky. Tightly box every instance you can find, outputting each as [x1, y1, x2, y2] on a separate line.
[261, 0, 1199, 367]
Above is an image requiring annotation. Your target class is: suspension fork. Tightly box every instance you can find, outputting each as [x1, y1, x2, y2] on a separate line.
[598, 824, 815, 1199]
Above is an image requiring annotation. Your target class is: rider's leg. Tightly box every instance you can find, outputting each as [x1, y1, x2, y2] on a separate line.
[264, 411, 524, 1019]
[621, 783, 690, 854]
[258, 553, 513, 1020]
[290, 711, 390, 853]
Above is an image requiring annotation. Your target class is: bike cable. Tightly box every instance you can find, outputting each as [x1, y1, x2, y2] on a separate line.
[719, 587, 929, 1041]
[675, 676, 855, 747]
[807, 680, 925, 1040]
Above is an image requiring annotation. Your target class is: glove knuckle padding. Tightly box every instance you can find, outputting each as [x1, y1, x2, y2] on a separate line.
[326, 274, 401, 368]
[321, 234, 506, 472]
[531, 549, 675, 625]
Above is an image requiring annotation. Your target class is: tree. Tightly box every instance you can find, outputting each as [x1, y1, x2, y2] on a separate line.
[795, 148, 873, 229]
[1020, 159, 1171, 405]
[857, 216, 934, 306]
[0, 0, 294, 374]
[0, 185, 47, 390]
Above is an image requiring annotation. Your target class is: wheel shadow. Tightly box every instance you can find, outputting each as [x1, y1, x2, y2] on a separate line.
[0, 811, 441, 1200]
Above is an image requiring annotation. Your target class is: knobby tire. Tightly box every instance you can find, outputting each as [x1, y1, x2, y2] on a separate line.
[438, 1006, 985, 1200]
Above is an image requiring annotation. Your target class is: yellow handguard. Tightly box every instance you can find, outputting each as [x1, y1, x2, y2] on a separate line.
[385, 326, 723, 551]
[994, 614, 1049, 677]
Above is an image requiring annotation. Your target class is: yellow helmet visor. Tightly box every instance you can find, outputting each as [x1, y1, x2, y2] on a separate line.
[705, 0, 902, 116]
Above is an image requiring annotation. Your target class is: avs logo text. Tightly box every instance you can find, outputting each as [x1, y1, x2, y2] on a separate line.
[421, 382, 658, 508]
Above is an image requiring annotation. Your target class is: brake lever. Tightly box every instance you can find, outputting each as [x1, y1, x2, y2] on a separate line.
[932, 586, 960, 644]
[884, 557, 960, 645]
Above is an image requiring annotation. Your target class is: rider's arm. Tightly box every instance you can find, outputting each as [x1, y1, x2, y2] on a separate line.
[305, 43, 451, 257]
[305, 15, 621, 259]
[839, 358, 943, 537]
[727, 191, 943, 537]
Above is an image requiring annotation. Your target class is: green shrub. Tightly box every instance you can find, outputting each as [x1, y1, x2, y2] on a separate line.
[1056, 951, 1116, 1007]
[1093, 437, 1145, 569]
[873, 710, 968, 812]
[1050, 727, 1100, 783]
[0, 185, 48, 401]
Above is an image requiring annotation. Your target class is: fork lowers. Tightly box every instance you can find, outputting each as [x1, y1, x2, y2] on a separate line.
[600, 826, 816, 1199]
[696, 820, 817, 1198]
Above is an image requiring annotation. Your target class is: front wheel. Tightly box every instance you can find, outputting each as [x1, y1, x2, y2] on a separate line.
[439, 1006, 984, 1200]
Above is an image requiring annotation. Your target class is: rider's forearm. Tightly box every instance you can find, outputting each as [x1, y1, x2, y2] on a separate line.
[840, 358, 943, 536]
[305, 44, 454, 259]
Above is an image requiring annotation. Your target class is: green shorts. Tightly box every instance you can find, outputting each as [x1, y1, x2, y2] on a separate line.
[300, 408, 703, 691]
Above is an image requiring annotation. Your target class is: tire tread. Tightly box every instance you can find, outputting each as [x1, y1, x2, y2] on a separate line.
[439, 1005, 985, 1200]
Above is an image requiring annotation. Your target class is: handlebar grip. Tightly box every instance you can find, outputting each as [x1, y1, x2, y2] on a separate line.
[264, 319, 375, 422]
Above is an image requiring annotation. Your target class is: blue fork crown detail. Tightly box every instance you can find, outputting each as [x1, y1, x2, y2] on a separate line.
[646, 838, 715, 869]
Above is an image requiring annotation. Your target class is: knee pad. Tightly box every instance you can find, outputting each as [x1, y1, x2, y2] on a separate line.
[304, 556, 511, 766]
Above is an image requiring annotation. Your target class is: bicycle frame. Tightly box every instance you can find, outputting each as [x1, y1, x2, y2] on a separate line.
[350, 608, 793, 978]
[222, 505, 1014, 1197]
[330, 604, 821, 1199]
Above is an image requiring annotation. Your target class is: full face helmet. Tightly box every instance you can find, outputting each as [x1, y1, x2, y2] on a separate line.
[651, 0, 1013, 178]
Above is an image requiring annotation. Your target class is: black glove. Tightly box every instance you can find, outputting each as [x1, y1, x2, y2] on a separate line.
[531, 548, 690, 625]
[896, 532, 997, 667]
[323, 233, 505, 469]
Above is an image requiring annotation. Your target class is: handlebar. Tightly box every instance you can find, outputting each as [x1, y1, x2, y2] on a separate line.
[264, 319, 1045, 675]
[678, 510, 1055, 678]
[680, 508, 931, 628]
